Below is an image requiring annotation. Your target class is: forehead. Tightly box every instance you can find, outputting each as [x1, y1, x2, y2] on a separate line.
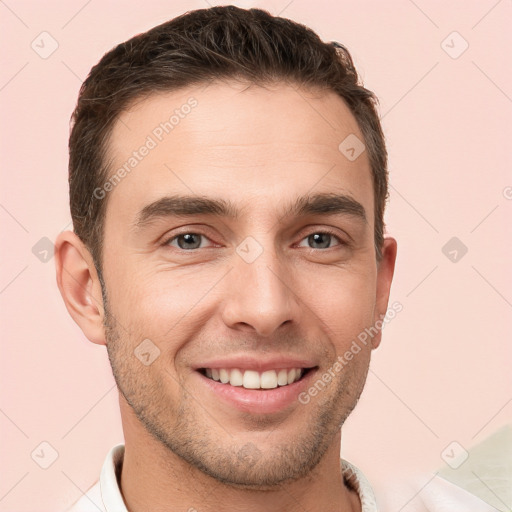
[103, 80, 373, 225]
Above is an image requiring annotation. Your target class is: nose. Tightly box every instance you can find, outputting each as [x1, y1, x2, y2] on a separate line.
[220, 242, 301, 338]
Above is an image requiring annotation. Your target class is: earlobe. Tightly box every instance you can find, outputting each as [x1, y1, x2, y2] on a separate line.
[371, 235, 398, 349]
[54, 231, 106, 345]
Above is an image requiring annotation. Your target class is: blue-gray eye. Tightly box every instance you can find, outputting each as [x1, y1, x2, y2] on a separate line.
[169, 233, 205, 250]
[297, 232, 342, 249]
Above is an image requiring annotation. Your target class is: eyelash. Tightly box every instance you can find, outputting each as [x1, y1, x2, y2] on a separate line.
[162, 229, 347, 251]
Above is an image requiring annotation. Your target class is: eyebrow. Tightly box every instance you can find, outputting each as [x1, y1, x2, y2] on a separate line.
[134, 192, 367, 228]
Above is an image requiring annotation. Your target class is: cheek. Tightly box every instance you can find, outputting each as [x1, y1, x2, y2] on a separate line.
[109, 268, 217, 346]
[311, 266, 377, 336]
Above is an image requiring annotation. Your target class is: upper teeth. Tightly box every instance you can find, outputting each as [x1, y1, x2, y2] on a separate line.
[205, 368, 303, 389]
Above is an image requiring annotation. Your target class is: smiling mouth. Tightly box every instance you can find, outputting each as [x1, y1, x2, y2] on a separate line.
[198, 367, 315, 390]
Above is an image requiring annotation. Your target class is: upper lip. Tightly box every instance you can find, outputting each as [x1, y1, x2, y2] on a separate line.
[194, 355, 317, 372]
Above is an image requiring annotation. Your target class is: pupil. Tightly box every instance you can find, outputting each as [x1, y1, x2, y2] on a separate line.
[310, 233, 330, 249]
[179, 233, 200, 249]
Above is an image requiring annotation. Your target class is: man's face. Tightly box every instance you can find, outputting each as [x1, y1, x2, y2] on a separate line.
[100, 81, 389, 487]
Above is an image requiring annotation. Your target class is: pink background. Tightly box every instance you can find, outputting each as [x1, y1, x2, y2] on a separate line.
[1, 1, 511, 510]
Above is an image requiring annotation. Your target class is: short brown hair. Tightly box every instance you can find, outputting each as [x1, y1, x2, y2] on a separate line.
[69, 5, 388, 269]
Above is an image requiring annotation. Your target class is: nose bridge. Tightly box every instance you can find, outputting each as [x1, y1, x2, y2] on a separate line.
[221, 234, 300, 337]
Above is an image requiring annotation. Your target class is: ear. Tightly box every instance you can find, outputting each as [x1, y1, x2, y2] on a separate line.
[54, 231, 106, 345]
[371, 235, 397, 349]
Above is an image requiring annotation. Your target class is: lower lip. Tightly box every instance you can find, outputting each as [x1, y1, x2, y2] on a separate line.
[196, 370, 316, 414]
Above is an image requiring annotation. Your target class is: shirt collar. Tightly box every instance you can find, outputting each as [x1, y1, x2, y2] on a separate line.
[99, 444, 127, 512]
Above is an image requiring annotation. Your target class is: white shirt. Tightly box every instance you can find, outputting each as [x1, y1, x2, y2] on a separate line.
[66, 444, 496, 512]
